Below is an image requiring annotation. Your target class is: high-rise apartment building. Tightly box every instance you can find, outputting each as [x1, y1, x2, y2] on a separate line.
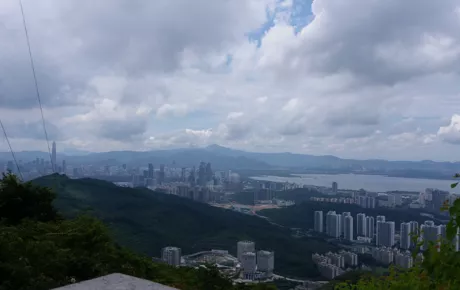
[314, 211, 323, 232]
[237, 241, 255, 261]
[241, 252, 257, 279]
[377, 221, 395, 247]
[341, 212, 351, 235]
[366, 216, 375, 239]
[257, 250, 274, 275]
[326, 211, 340, 238]
[344, 215, 354, 241]
[400, 222, 412, 250]
[357, 213, 367, 237]
[161, 247, 181, 266]
[421, 221, 441, 251]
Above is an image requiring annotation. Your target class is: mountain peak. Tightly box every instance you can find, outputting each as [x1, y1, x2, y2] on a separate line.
[205, 144, 230, 150]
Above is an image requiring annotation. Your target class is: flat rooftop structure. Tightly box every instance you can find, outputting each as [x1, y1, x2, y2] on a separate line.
[51, 273, 179, 290]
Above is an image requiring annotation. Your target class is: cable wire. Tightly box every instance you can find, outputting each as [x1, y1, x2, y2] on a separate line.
[0, 119, 24, 180]
[18, 0, 54, 172]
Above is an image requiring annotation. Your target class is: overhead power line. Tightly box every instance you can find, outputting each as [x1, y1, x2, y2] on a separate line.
[0, 119, 24, 180]
[18, 0, 53, 170]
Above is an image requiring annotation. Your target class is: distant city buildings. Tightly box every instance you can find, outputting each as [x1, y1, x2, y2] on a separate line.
[371, 247, 414, 269]
[358, 196, 376, 209]
[312, 251, 358, 280]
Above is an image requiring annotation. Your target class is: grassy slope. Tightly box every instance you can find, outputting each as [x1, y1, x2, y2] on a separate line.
[33, 174, 338, 279]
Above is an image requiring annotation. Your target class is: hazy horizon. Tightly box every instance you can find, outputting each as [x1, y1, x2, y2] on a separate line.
[0, 143, 458, 163]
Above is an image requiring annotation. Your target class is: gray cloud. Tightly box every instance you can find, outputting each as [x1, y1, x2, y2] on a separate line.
[280, 0, 460, 85]
[0, 0, 265, 109]
[97, 119, 147, 141]
[3, 120, 63, 141]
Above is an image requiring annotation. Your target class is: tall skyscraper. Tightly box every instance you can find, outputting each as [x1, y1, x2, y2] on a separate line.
[366, 216, 375, 239]
[344, 215, 354, 241]
[159, 164, 165, 184]
[205, 162, 213, 182]
[148, 163, 154, 179]
[377, 221, 395, 247]
[332, 182, 338, 193]
[400, 222, 412, 250]
[62, 160, 66, 174]
[357, 213, 367, 237]
[51, 141, 57, 172]
[314, 211, 323, 232]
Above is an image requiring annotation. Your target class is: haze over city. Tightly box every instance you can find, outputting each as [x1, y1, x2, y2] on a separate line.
[1, 0, 460, 161]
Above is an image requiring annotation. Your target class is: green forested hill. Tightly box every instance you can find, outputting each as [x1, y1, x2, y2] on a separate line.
[32, 174, 337, 279]
[0, 173, 276, 290]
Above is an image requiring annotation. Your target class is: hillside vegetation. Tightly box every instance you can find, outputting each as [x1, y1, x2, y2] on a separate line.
[32, 174, 338, 279]
[0, 173, 276, 290]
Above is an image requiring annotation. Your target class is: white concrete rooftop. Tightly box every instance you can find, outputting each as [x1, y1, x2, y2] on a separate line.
[51, 273, 180, 290]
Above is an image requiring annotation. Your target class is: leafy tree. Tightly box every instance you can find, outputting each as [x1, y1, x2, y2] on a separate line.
[0, 172, 59, 224]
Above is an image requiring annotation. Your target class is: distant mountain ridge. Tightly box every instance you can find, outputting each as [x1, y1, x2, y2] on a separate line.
[2, 145, 460, 176]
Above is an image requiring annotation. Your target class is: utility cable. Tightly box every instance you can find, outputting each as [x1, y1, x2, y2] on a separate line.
[18, 0, 54, 172]
[0, 119, 24, 180]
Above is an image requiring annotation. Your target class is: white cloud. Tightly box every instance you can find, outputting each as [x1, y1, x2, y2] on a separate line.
[438, 115, 460, 144]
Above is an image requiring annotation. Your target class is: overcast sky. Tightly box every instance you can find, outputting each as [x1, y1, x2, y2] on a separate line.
[1, 0, 460, 161]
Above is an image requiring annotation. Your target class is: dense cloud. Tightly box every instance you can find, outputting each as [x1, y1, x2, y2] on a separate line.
[1, 0, 460, 160]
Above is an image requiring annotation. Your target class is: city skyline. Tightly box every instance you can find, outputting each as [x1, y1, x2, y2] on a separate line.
[1, 1, 460, 161]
